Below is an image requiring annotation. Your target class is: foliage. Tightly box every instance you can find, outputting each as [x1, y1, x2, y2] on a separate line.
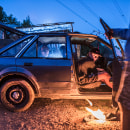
[7, 14, 20, 26]
[21, 16, 32, 27]
[0, 6, 7, 22]
[0, 6, 33, 27]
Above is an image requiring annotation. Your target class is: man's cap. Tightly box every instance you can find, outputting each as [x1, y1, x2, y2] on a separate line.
[90, 48, 100, 54]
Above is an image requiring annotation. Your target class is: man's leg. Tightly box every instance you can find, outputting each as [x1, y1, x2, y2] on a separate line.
[118, 102, 130, 130]
[97, 72, 113, 88]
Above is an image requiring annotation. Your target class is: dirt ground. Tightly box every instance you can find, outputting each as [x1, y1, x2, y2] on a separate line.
[0, 99, 121, 130]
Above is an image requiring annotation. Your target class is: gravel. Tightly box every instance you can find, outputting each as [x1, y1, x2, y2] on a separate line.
[0, 99, 121, 130]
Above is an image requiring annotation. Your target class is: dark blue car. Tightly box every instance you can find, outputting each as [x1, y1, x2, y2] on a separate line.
[0, 23, 124, 112]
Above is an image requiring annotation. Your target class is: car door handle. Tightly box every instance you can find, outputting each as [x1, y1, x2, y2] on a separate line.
[24, 63, 33, 66]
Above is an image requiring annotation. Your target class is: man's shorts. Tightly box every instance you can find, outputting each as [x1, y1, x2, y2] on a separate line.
[79, 73, 98, 85]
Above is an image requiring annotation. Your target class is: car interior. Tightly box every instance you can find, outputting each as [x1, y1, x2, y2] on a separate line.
[71, 37, 114, 92]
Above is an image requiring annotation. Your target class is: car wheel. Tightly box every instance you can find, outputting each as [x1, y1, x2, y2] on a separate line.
[0, 79, 35, 112]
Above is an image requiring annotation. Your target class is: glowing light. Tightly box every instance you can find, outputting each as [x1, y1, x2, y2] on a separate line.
[94, 119, 106, 124]
[86, 107, 106, 121]
[87, 120, 106, 124]
[86, 99, 93, 106]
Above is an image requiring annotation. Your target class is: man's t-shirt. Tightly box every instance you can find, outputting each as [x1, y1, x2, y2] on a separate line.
[78, 56, 97, 76]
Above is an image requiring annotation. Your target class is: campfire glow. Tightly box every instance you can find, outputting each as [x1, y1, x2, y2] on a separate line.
[86, 107, 106, 122]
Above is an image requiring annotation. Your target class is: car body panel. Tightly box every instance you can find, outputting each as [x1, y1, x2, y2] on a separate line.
[0, 58, 16, 77]
[16, 58, 72, 94]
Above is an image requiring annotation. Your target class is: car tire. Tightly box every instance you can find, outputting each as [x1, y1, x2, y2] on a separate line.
[0, 79, 35, 112]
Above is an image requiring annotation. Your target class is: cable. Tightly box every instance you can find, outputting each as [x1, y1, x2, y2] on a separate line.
[56, 0, 101, 32]
[78, 0, 99, 19]
[77, 0, 113, 38]
[78, 0, 117, 27]
[112, 0, 128, 25]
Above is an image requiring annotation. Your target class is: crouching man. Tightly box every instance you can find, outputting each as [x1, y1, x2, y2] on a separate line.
[78, 48, 113, 88]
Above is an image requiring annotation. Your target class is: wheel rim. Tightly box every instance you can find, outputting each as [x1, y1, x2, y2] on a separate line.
[6, 85, 26, 105]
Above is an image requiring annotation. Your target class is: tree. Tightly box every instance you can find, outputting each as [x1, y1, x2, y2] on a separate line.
[0, 6, 7, 22]
[21, 16, 32, 27]
[7, 14, 20, 25]
[0, 6, 33, 27]
[0, 6, 20, 26]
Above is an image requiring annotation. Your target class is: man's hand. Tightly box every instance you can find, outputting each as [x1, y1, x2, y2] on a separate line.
[105, 29, 113, 39]
[97, 68, 105, 72]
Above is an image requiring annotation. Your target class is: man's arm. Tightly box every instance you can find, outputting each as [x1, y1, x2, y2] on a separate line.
[112, 29, 130, 40]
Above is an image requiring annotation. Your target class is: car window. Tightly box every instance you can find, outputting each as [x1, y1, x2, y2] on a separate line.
[38, 36, 66, 58]
[0, 37, 32, 57]
[71, 38, 113, 59]
[113, 39, 126, 58]
[22, 41, 36, 57]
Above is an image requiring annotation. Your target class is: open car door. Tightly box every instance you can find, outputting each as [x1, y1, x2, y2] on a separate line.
[69, 33, 114, 95]
[100, 18, 124, 106]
